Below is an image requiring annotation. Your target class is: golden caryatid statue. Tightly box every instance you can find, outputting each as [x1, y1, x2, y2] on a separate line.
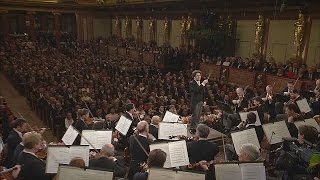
[226, 16, 233, 36]
[293, 12, 305, 58]
[149, 17, 156, 42]
[180, 16, 187, 47]
[186, 15, 193, 31]
[254, 15, 264, 55]
[115, 16, 121, 37]
[136, 16, 143, 42]
[164, 17, 170, 45]
[124, 16, 131, 38]
[218, 16, 224, 30]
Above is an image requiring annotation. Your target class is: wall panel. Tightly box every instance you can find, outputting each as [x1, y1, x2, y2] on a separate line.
[307, 20, 320, 66]
[143, 19, 149, 42]
[157, 20, 164, 46]
[171, 19, 181, 48]
[93, 18, 111, 38]
[235, 20, 255, 59]
[267, 20, 295, 63]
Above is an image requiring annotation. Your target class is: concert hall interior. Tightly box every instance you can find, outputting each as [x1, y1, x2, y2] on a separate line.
[0, 0, 320, 179]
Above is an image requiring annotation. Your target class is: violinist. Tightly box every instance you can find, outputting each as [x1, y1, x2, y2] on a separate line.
[5, 118, 28, 168]
[16, 131, 53, 180]
[238, 143, 261, 162]
[187, 124, 219, 180]
[284, 103, 301, 138]
[235, 112, 264, 143]
[246, 97, 265, 124]
[73, 109, 92, 145]
[262, 85, 277, 121]
[149, 116, 160, 140]
[310, 85, 320, 115]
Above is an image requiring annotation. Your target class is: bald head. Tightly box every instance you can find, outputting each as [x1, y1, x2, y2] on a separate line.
[137, 121, 149, 134]
[316, 79, 320, 88]
[100, 144, 114, 157]
[236, 88, 244, 97]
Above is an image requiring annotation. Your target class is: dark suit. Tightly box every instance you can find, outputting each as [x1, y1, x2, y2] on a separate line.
[5, 130, 22, 167]
[187, 140, 219, 180]
[286, 121, 298, 138]
[128, 135, 150, 180]
[133, 172, 148, 180]
[73, 120, 91, 145]
[311, 99, 320, 115]
[17, 152, 51, 180]
[13, 143, 24, 165]
[149, 124, 158, 140]
[89, 157, 126, 177]
[189, 80, 205, 128]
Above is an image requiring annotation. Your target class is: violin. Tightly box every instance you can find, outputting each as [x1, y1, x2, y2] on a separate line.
[0, 166, 19, 180]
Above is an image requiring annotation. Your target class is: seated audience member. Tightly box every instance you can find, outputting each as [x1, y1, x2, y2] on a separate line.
[188, 124, 219, 180]
[89, 144, 126, 178]
[17, 132, 52, 180]
[149, 116, 160, 140]
[238, 143, 261, 162]
[133, 149, 167, 180]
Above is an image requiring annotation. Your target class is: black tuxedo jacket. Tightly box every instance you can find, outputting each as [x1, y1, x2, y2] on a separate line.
[89, 157, 126, 177]
[17, 152, 51, 180]
[5, 130, 22, 167]
[149, 124, 158, 140]
[187, 140, 219, 163]
[129, 135, 150, 164]
[311, 99, 320, 115]
[13, 143, 24, 165]
[189, 80, 205, 107]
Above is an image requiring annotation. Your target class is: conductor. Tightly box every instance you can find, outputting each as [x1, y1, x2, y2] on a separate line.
[189, 70, 208, 134]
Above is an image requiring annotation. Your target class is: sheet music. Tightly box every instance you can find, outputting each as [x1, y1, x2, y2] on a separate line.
[57, 165, 113, 180]
[163, 111, 180, 123]
[296, 98, 312, 113]
[62, 126, 79, 145]
[215, 164, 242, 180]
[294, 118, 320, 132]
[158, 122, 188, 140]
[148, 168, 176, 180]
[222, 62, 230, 66]
[239, 111, 261, 126]
[175, 171, 205, 180]
[81, 130, 112, 149]
[262, 121, 291, 144]
[231, 128, 260, 154]
[115, 116, 132, 135]
[150, 143, 172, 168]
[168, 140, 189, 167]
[240, 163, 266, 180]
[46, 146, 89, 173]
[69, 146, 89, 166]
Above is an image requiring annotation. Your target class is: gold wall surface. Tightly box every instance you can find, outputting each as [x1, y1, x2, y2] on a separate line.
[307, 20, 320, 66]
[267, 20, 295, 64]
[143, 19, 149, 42]
[170, 19, 181, 48]
[132, 18, 137, 39]
[235, 20, 256, 59]
[156, 19, 165, 46]
[93, 17, 111, 38]
[121, 18, 126, 38]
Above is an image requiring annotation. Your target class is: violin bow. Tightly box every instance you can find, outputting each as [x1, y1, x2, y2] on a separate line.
[73, 126, 99, 154]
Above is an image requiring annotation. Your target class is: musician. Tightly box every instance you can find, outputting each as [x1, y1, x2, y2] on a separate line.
[12, 131, 31, 165]
[310, 86, 320, 115]
[262, 85, 277, 121]
[132, 149, 167, 180]
[280, 81, 295, 102]
[238, 143, 261, 161]
[128, 121, 151, 180]
[17, 132, 52, 180]
[297, 125, 318, 145]
[149, 116, 160, 140]
[64, 112, 74, 130]
[189, 70, 208, 134]
[73, 109, 92, 145]
[104, 114, 116, 130]
[5, 118, 28, 168]
[284, 103, 301, 138]
[123, 103, 138, 138]
[89, 144, 126, 178]
[187, 124, 219, 180]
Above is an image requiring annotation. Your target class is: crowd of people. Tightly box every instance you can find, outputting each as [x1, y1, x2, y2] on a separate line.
[0, 36, 319, 180]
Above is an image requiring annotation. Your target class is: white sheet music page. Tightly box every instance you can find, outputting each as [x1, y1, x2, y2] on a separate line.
[69, 146, 90, 166]
[294, 118, 320, 132]
[162, 111, 180, 123]
[240, 163, 266, 180]
[62, 126, 79, 145]
[239, 111, 262, 126]
[81, 130, 112, 149]
[168, 140, 189, 167]
[214, 164, 241, 180]
[150, 143, 172, 168]
[296, 98, 312, 113]
[46, 146, 70, 173]
[57, 165, 113, 180]
[231, 128, 260, 154]
[148, 168, 176, 180]
[176, 171, 205, 180]
[158, 122, 188, 140]
[262, 121, 291, 144]
[115, 116, 132, 135]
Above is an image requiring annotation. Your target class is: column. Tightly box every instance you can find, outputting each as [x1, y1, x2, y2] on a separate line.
[26, 11, 36, 41]
[53, 12, 61, 46]
[0, 10, 9, 41]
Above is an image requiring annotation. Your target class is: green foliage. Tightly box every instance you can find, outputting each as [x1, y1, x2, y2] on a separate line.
[307, 152, 320, 176]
